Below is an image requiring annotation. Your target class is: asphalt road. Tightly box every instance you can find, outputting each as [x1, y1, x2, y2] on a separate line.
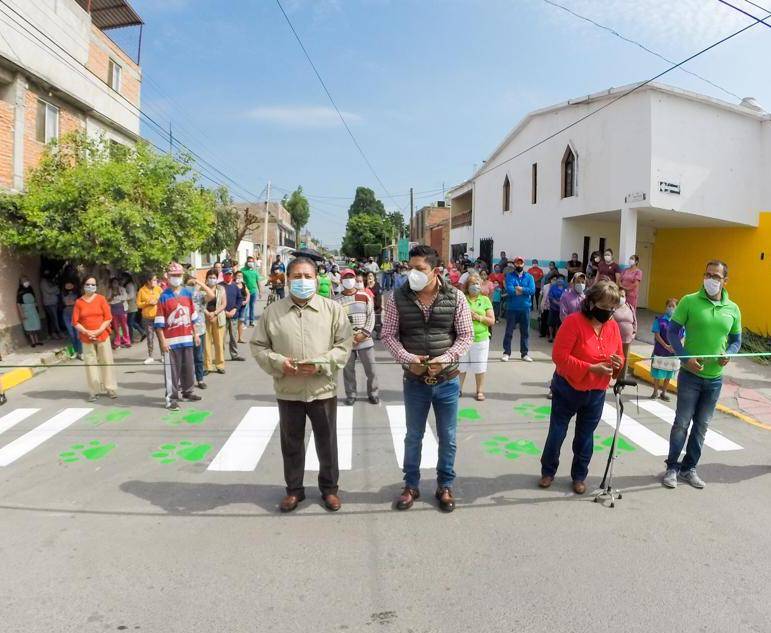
[1, 308, 769, 633]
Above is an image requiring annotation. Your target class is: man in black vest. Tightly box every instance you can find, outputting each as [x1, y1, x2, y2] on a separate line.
[382, 245, 473, 512]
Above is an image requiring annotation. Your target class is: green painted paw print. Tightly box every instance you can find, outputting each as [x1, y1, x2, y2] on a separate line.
[86, 408, 131, 426]
[593, 434, 636, 453]
[163, 409, 211, 426]
[458, 408, 481, 421]
[482, 436, 542, 460]
[514, 402, 552, 421]
[59, 440, 116, 463]
[151, 441, 212, 464]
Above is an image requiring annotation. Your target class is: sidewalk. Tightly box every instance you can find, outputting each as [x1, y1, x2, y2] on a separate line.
[0, 339, 71, 392]
[633, 308, 771, 428]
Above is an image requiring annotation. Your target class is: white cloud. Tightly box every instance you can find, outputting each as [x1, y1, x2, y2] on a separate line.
[245, 105, 362, 127]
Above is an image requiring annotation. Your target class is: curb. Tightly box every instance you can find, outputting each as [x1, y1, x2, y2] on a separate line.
[628, 352, 771, 431]
[0, 345, 70, 394]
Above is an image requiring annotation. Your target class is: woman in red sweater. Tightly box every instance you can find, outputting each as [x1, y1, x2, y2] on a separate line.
[539, 280, 624, 494]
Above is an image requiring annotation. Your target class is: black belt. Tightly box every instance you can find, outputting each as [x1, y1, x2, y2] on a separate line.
[403, 368, 460, 385]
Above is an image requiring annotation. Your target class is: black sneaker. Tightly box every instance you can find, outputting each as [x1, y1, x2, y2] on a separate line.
[197, 382, 207, 389]
[230, 356, 246, 362]
[368, 395, 380, 405]
[344, 396, 356, 406]
[166, 401, 180, 411]
[183, 392, 202, 401]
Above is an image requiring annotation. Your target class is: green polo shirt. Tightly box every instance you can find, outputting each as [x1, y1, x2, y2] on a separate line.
[671, 287, 741, 379]
[240, 267, 260, 293]
[467, 294, 493, 343]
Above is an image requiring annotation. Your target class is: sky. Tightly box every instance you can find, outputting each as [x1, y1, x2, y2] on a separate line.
[113, 0, 771, 247]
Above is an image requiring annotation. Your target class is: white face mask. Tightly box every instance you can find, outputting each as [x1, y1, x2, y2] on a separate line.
[84, 284, 96, 294]
[619, 296, 626, 305]
[169, 276, 183, 288]
[703, 278, 722, 297]
[342, 278, 356, 290]
[574, 283, 585, 294]
[408, 269, 429, 292]
[206, 277, 217, 287]
[22, 281, 30, 288]
[355, 281, 365, 290]
[247, 262, 255, 268]
[629, 259, 636, 266]
[604, 255, 612, 263]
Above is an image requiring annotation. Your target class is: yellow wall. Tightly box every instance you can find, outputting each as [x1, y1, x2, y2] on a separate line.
[649, 212, 771, 335]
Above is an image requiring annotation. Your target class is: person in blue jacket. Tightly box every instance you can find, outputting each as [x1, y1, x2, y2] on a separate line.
[501, 255, 535, 362]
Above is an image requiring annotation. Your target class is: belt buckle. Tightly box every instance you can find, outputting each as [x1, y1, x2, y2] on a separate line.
[424, 375, 438, 385]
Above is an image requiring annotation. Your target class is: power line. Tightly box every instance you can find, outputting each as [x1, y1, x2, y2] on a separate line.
[274, 0, 405, 213]
[474, 9, 770, 179]
[541, 0, 742, 100]
[717, 0, 771, 24]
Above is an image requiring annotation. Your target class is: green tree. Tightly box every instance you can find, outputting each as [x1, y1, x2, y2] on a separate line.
[341, 213, 389, 258]
[198, 185, 238, 259]
[0, 132, 216, 271]
[385, 211, 406, 238]
[347, 186, 386, 218]
[282, 186, 310, 239]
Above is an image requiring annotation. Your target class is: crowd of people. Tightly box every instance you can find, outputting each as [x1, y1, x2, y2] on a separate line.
[10, 246, 742, 511]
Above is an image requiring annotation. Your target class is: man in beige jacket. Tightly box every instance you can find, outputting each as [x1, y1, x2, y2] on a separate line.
[252, 256, 353, 513]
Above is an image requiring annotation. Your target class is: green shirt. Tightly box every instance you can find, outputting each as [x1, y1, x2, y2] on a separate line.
[467, 294, 493, 343]
[240, 267, 260, 293]
[671, 287, 741, 379]
[317, 274, 332, 298]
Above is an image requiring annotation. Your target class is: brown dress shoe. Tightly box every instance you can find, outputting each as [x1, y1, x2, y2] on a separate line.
[395, 487, 420, 510]
[572, 481, 587, 495]
[323, 493, 341, 512]
[435, 487, 455, 512]
[279, 492, 305, 513]
[538, 475, 554, 488]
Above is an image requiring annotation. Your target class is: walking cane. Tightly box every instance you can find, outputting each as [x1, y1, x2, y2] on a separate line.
[593, 377, 638, 508]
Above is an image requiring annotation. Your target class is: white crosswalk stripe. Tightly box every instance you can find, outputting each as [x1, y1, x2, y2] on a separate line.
[637, 399, 743, 451]
[208, 406, 280, 472]
[0, 408, 40, 436]
[0, 408, 92, 467]
[600, 403, 670, 456]
[305, 406, 353, 471]
[386, 405, 439, 469]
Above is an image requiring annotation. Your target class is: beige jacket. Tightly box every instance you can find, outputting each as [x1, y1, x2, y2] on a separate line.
[251, 293, 353, 402]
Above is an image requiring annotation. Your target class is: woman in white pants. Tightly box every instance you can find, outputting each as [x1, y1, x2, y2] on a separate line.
[459, 272, 495, 401]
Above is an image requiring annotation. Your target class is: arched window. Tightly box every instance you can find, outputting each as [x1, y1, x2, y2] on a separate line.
[502, 175, 511, 212]
[562, 145, 576, 198]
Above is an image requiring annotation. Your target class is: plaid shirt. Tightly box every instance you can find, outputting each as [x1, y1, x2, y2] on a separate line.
[381, 284, 473, 365]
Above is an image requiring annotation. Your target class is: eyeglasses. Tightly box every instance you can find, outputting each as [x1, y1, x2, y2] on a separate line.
[703, 272, 725, 281]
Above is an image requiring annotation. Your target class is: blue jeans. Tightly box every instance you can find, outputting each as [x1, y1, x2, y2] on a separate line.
[541, 373, 605, 481]
[127, 311, 144, 339]
[62, 309, 82, 355]
[246, 291, 258, 325]
[193, 332, 205, 382]
[503, 309, 530, 356]
[666, 370, 723, 471]
[402, 376, 460, 488]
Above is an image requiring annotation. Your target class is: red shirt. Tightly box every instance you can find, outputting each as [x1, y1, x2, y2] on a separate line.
[488, 272, 504, 287]
[72, 294, 112, 344]
[527, 266, 544, 284]
[552, 312, 624, 391]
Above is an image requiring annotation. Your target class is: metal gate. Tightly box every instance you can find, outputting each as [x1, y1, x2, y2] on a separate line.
[451, 243, 467, 262]
[479, 237, 494, 269]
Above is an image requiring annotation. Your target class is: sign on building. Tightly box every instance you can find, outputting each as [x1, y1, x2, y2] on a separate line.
[659, 181, 681, 195]
[397, 238, 410, 262]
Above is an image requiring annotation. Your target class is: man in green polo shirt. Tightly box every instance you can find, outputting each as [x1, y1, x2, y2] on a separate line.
[662, 260, 742, 490]
[241, 256, 261, 326]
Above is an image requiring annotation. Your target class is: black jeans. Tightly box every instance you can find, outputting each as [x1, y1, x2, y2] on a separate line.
[278, 397, 339, 496]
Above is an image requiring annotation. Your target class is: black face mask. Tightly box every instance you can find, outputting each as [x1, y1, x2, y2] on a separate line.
[589, 306, 614, 323]
[514, 266, 523, 273]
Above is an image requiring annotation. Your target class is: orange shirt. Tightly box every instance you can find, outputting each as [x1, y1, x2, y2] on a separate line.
[72, 294, 112, 344]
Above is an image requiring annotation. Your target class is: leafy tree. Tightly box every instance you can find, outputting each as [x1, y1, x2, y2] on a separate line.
[0, 132, 216, 272]
[341, 213, 389, 258]
[385, 211, 406, 238]
[347, 186, 386, 218]
[231, 203, 264, 261]
[198, 186, 238, 259]
[282, 186, 310, 239]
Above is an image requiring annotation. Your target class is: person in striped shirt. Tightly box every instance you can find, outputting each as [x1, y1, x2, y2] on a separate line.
[154, 262, 201, 411]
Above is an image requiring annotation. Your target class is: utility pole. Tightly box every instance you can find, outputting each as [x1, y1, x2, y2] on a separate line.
[409, 187, 414, 242]
[262, 180, 271, 279]
[168, 123, 173, 155]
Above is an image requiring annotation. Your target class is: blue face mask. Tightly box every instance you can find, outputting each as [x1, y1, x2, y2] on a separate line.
[290, 278, 316, 299]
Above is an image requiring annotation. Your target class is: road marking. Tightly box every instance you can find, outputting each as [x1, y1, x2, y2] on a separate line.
[0, 408, 40, 436]
[306, 406, 353, 471]
[0, 408, 92, 467]
[207, 406, 279, 472]
[601, 403, 670, 456]
[386, 405, 439, 469]
[637, 399, 743, 451]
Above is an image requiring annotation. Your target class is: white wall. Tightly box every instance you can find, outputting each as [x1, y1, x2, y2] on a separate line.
[0, 0, 140, 135]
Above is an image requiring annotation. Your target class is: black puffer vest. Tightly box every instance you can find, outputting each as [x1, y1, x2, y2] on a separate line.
[395, 279, 458, 375]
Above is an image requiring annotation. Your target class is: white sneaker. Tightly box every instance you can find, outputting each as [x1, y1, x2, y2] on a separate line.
[143, 357, 155, 365]
[662, 468, 678, 489]
[500, 354, 510, 362]
[679, 469, 706, 489]
[521, 355, 533, 362]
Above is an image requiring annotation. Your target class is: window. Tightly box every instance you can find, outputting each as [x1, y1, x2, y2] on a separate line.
[108, 59, 122, 92]
[531, 163, 538, 204]
[502, 175, 511, 212]
[562, 145, 576, 198]
[35, 99, 59, 143]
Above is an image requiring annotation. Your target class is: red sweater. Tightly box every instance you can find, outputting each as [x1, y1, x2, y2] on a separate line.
[552, 312, 624, 391]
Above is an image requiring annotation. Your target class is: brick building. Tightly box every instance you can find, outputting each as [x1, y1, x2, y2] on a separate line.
[0, 0, 142, 352]
[410, 202, 451, 264]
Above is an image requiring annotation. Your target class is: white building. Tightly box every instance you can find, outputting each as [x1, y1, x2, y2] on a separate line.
[448, 82, 771, 331]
